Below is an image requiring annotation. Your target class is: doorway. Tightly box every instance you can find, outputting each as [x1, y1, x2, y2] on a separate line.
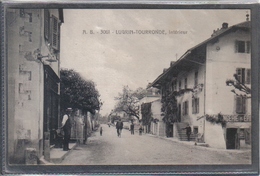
[226, 128, 237, 149]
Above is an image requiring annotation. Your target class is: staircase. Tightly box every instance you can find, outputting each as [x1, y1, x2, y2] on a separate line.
[176, 122, 196, 141]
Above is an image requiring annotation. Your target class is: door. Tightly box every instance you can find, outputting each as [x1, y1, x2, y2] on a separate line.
[226, 128, 237, 149]
[43, 65, 60, 150]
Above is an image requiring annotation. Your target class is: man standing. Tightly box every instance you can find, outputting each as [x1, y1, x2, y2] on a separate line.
[116, 118, 123, 137]
[61, 108, 72, 151]
[130, 122, 135, 135]
[183, 124, 192, 141]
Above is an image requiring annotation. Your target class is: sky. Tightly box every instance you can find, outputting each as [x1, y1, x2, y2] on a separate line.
[60, 9, 249, 116]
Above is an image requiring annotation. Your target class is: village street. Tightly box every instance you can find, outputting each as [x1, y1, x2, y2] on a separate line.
[60, 124, 251, 165]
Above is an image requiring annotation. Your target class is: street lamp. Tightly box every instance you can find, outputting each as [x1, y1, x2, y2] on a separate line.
[37, 53, 57, 63]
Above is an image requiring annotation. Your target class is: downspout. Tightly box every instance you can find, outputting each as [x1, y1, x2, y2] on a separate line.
[38, 9, 43, 148]
[203, 50, 207, 143]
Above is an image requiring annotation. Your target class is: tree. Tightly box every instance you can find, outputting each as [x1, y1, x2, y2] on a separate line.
[226, 73, 251, 98]
[114, 86, 146, 120]
[60, 69, 102, 114]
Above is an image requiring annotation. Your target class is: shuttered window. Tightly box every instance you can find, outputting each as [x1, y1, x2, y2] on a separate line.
[236, 68, 251, 84]
[236, 96, 246, 114]
[192, 98, 199, 114]
[235, 40, 250, 53]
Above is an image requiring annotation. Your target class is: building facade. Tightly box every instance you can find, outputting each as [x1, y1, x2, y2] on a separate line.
[7, 8, 64, 164]
[149, 20, 251, 149]
[139, 87, 165, 135]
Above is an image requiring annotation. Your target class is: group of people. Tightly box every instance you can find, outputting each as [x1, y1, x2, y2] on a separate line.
[60, 109, 192, 152]
[116, 119, 144, 136]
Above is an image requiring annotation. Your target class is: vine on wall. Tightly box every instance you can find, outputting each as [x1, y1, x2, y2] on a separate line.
[205, 113, 226, 128]
[141, 102, 153, 126]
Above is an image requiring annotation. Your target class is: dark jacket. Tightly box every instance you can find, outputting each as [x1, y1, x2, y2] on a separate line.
[116, 121, 123, 129]
[184, 126, 191, 134]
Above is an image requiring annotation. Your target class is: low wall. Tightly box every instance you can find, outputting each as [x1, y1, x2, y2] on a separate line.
[205, 121, 226, 149]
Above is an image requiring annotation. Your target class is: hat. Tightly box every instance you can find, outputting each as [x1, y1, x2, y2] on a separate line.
[66, 108, 73, 111]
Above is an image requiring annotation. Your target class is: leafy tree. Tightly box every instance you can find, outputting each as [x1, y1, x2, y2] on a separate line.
[226, 73, 251, 98]
[114, 86, 146, 120]
[60, 69, 102, 114]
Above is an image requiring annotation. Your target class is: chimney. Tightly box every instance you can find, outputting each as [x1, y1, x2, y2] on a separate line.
[246, 14, 249, 21]
[170, 61, 175, 66]
[222, 22, 228, 29]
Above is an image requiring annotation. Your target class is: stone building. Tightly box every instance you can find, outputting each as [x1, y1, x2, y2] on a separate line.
[7, 8, 64, 163]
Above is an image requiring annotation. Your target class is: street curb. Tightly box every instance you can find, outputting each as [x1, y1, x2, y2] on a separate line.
[49, 143, 78, 164]
[145, 133, 251, 153]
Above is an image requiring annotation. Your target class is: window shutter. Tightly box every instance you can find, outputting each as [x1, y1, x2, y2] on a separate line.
[236, 68, 242, 83]
[235, 40, 238, 53]
[246, 69, 251, 84]
[44, 10, 50, 41]
[246, 41, 250, 53]
[242, 97, 246, 114]
[51, 15, 59, 50]
[236, 96, 242, 114]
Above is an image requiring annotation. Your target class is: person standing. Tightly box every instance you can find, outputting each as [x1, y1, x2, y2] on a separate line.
[139, 125, 143, 135]
[130, 123, 135, 135]
[100, 127, 103, 136]
[182, 124, 192, 141]
[61, 108, 72, 151]
[116, 118, 123, 137]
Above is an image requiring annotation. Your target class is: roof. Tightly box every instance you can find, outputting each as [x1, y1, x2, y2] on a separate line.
[148, 21, 250, 89]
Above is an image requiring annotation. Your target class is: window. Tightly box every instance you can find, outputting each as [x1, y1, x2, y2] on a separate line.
[179, 80, 182, 90]
[192, 98, 199, 114]
[235, 40, 250, 53]
[182, 101, 189, 115]
[184, 78, 187, 89]
[236, 68, 251, 84]
[44, 11, 60, 51]
[236, 96, 247, 114]
[194, 71, 198, 86]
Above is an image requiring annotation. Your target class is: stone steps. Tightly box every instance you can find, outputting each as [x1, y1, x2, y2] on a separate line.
[176, 122, 195, 141]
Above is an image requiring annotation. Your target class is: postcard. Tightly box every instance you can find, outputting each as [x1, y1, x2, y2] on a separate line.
[2, 3, 259, 174]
